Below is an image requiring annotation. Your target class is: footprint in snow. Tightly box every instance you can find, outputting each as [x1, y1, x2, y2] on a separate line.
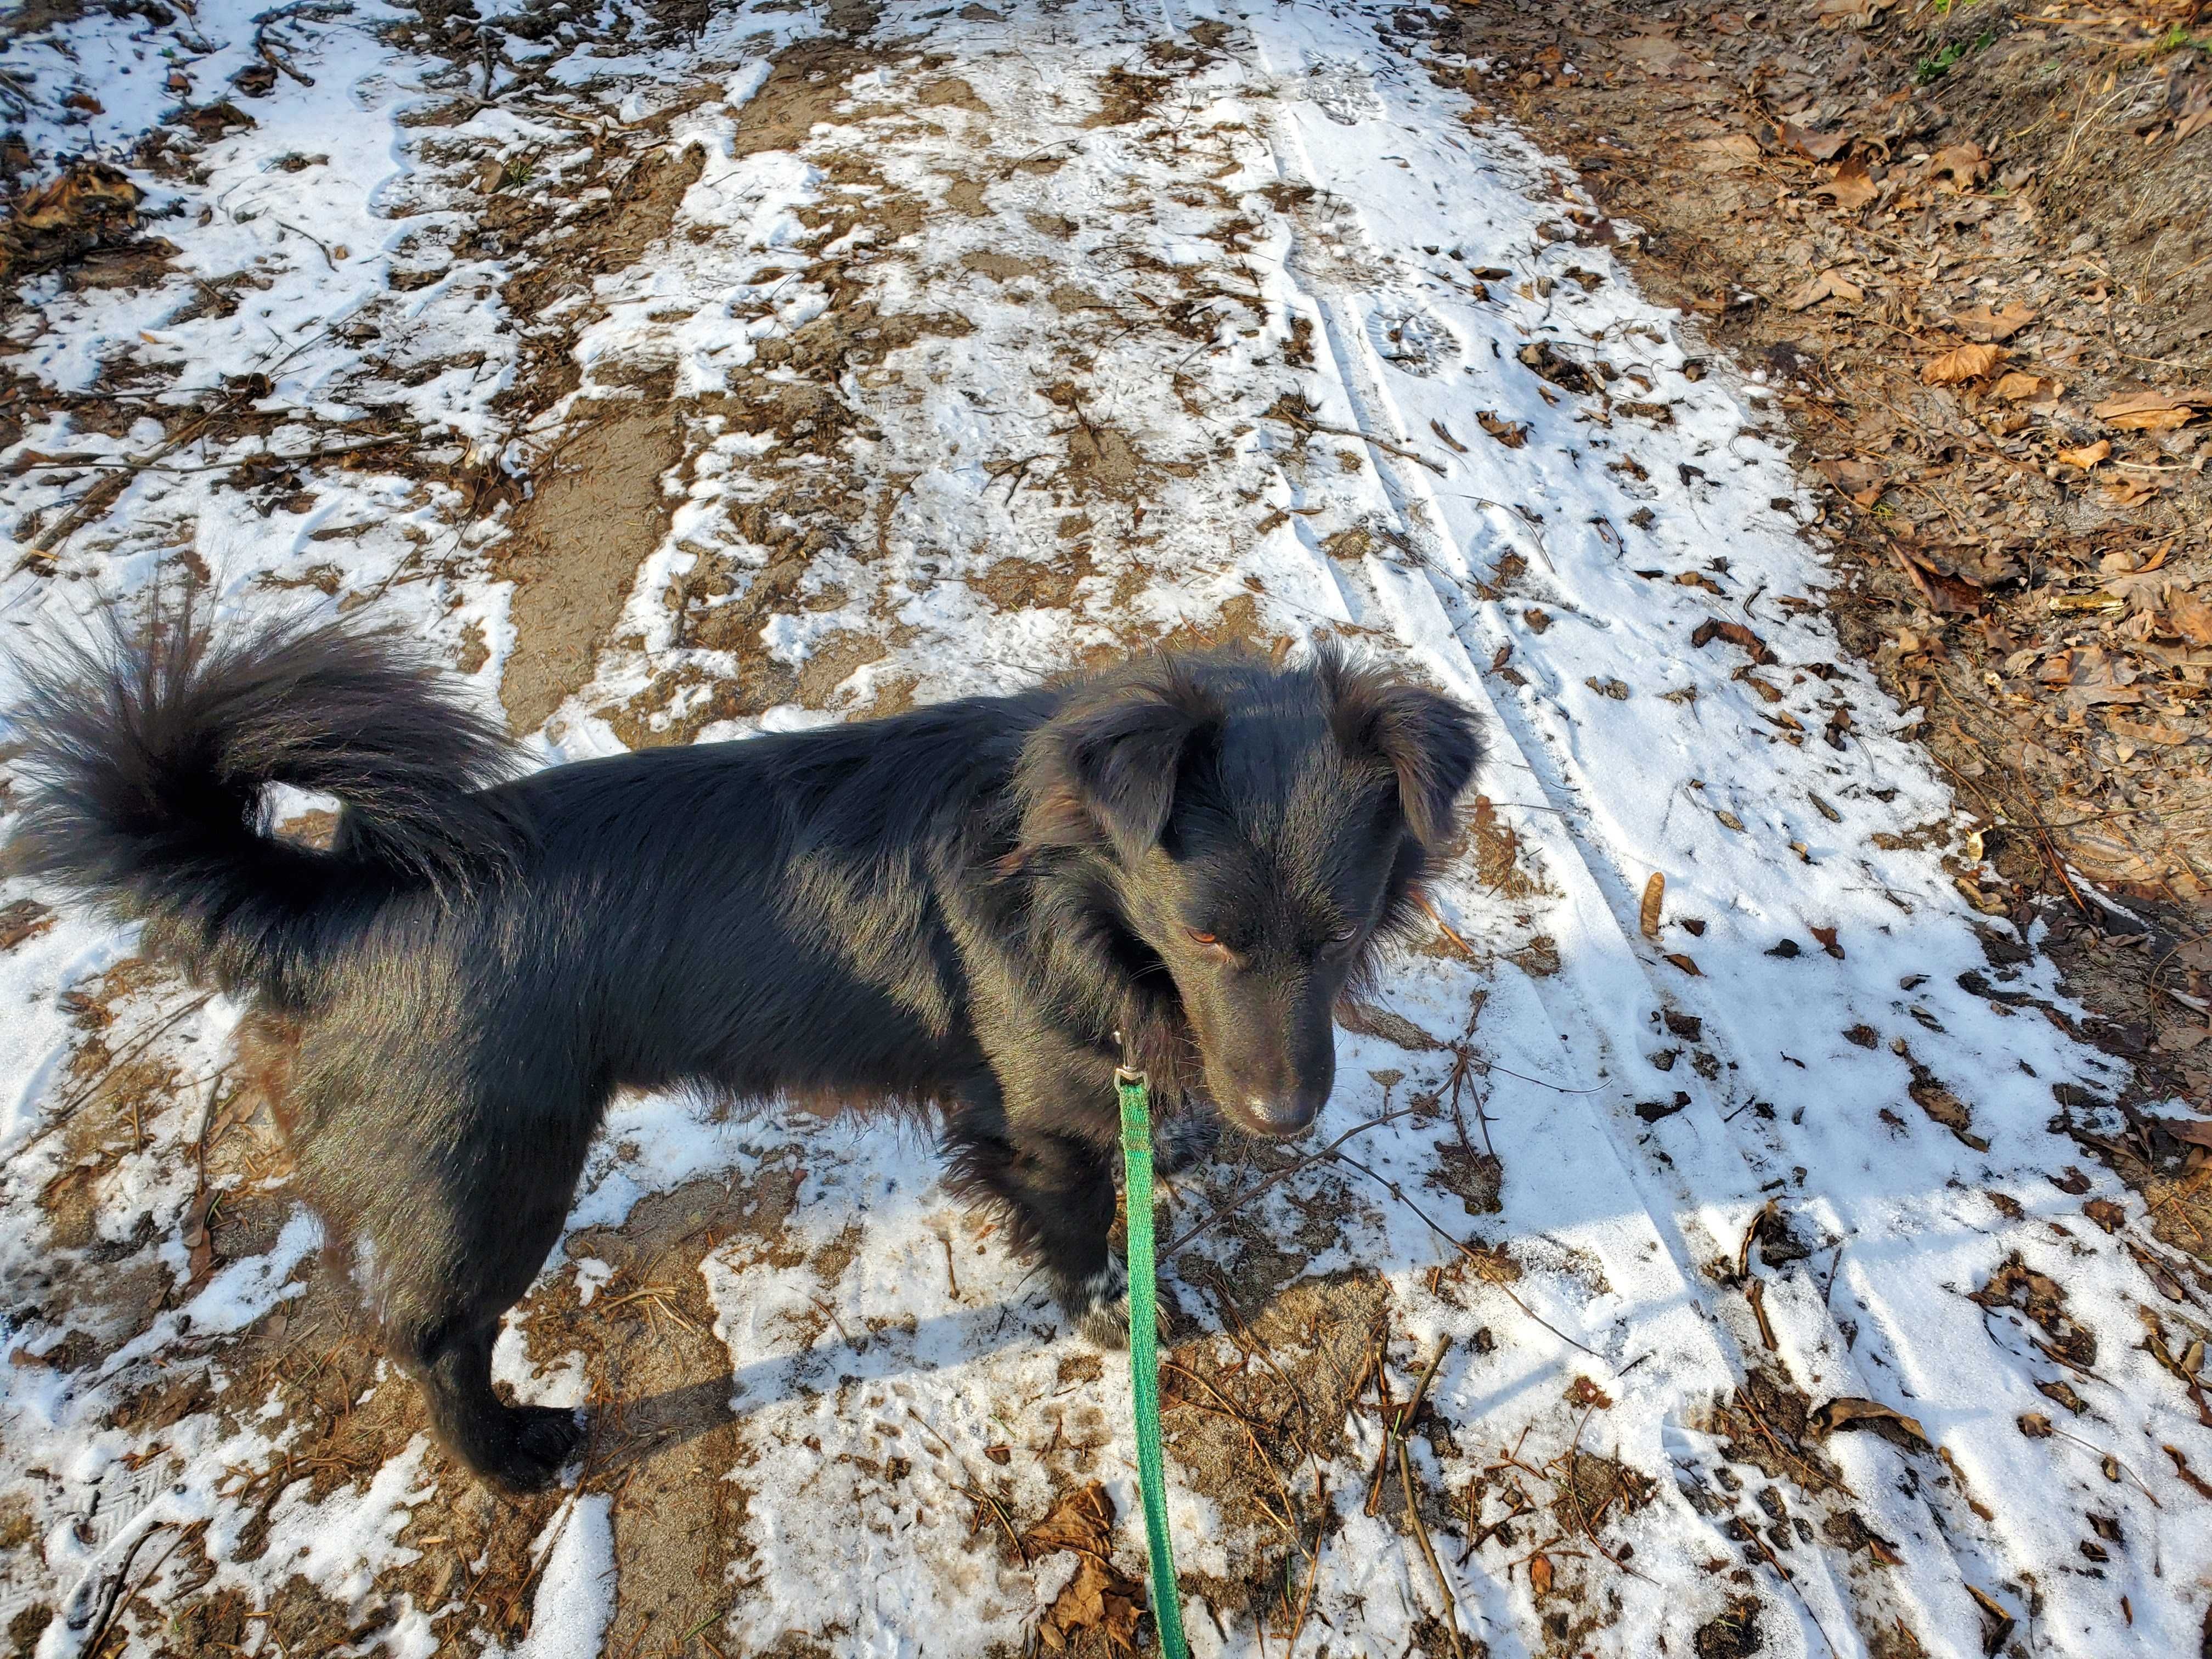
[1368, 301, 1459, 377]
[1300, 59, 1384, 126]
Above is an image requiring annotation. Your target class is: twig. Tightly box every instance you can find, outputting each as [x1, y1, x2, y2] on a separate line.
[1397, 1439, 1466, 1659]
[1160, 1105, 1415, 1258]
[1331, 1152, 1606, 1358]
[82, 1520, 207, 1659]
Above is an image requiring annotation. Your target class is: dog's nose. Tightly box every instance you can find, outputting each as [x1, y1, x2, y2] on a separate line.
[1244, 1094, 1320, 1137]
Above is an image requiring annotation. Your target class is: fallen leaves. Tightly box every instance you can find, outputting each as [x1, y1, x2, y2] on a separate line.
[1972, 1254, 2098, 1369]
[1639, 872, 1665, 941]
[1037, 1556, 1144, 1652]
[1784, 268, 1864, 311]
[1810, 1396, 1933, 1452]
[1689, 617, 1778, 664]
[1922, 342, 2007, 386]
[0, 161, 145, 285]
[1992, 370, 2059, 404]
[1928, 141, 1990, 191]
[1475, 409, 1528, 448]
[1689, 133, 1762, 171]
[1776, 121, 1852, 162]
[2052, 438, 2111, 470]
[1029, 1484, 1146, 1652]
[1954, 301, 2037, 343]
[1814, 157, 1880, 210]
[2092, 388, 2212, 432]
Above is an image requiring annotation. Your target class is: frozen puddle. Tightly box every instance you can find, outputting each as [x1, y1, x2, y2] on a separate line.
[0, 3, 2204, 1656]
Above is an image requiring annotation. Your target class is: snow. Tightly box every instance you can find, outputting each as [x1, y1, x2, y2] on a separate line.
[1, 1, 2205, 1655]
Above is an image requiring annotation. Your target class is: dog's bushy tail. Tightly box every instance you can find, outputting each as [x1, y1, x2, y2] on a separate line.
[7, 602, 524, 998]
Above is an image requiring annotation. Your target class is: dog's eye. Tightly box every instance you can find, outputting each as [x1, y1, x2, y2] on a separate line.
[1187, 929, 1218, 946]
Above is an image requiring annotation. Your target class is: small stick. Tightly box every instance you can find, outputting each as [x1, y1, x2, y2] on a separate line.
[1332, 1153, 1606, 1359]
[1397, 1438, 1466, 1659]
[1160, 1105, 1414, 1258]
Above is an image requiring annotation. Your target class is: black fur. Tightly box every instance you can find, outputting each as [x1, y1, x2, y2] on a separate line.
[8, 605, 1481, 1491]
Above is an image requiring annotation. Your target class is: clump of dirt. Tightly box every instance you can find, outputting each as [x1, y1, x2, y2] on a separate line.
[0, 161, 171, 293]
[1694, 1596, 1766, 1659]
[1698, 1364, 1845, 1496]
[1084, 67, 1176, 128]
[1156, 1269, 1392, 1623]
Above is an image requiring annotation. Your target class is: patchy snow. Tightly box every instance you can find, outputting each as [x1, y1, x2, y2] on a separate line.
[1, 2, 2205, 1656]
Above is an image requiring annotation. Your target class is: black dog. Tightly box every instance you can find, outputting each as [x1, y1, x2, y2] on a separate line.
[8, 608, 1480, 1491]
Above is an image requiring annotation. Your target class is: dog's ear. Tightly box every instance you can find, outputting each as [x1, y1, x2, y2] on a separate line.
[1321, 650, 1483, 849]
[1020, 668, 1216, 860]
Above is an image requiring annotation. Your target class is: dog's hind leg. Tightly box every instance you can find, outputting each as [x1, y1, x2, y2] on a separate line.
[295, 1037, 597, 1493]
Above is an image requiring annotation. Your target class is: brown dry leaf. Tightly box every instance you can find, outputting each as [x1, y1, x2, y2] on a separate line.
[1690, 617, 1778, 664]
[1811, 1396, 1933, 1451]
[1689, 133, 1763, 171]
[0, 899, 54, 952]
[1776, 121, 1852, 161]
[1713, 809, 1745, 833]
[2166, 589, 2212, 646]
[1784, 269, 1865, 311]
[1026, 1482, 1115, 1558]
[1922, 342, 2007, 386]
[1037, 1554, 1144, 1652]
[2166, 1444, 2212, 1502]
[2042, 647, 2143, 709]
[2018, 1412, 2054, 1438]
[1663, 952, 1703, 976]
[2054, 439, 2111, 469]
[1955, 301, 2038, 343]
[1928, 142, 1990, 190]
[1815, 455, 1885, 503]
[2093, 390, 2212, 431]
[1814, 157, 1880, 210]
[2082, 1198, 2125, 1234]
[2106, 714, 2194, 747]
[10, 161, 140, 232]
[2103, 565, 2171, 612]
[1476, 410, 1528, 448]
[2150, 1114, 2212, 1150]
[1565, 1375, 1616, 1409]
[1529, 1554, 1555, 1595]
[1640, 872, 1665, 941]
[1626, 35, 1721, 78]
[1993, 371, 2057, 403]
[1809, 925, 1844, 960]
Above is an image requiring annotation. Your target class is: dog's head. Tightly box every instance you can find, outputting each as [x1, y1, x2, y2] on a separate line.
[1017, 645, 1481, 1139]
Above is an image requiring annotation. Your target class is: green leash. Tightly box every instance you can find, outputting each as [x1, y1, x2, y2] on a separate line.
[1115, 1062, 1192, 1659]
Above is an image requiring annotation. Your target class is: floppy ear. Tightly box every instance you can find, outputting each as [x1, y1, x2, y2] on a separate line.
[1019, 669, 1216, 861]
[1324, 652, 1484, 849]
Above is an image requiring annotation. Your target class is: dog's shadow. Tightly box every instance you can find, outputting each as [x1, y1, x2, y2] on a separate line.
[595, 1295, 1061, 1460]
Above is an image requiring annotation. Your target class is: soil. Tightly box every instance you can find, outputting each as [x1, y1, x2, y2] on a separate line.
[496, 406, 685, 732]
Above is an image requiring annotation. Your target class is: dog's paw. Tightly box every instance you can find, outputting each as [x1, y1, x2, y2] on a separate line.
[478, 1403, 587, 1494]
[1153, 1107, 1222, 1178]
[1060, 1260, 1130, 1350]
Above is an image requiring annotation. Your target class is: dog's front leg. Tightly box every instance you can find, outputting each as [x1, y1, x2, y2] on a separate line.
[944, 1066, 1128, 1347]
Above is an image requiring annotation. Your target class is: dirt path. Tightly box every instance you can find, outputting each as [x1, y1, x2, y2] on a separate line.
[2, 4, 2210, 1658]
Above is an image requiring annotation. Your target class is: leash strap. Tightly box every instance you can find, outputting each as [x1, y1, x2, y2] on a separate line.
[1115, 1064, 1192, 1659]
